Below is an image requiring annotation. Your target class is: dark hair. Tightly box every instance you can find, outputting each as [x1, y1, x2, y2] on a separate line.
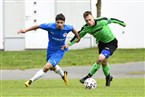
[83, 11, 92, 18]
[55, 13, 65, 21]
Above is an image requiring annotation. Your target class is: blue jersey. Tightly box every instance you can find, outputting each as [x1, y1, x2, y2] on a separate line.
[39, 23, 73, 52]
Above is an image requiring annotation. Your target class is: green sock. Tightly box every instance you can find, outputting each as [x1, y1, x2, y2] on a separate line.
[102, 64, 110, 76]
[89, 63, 100, 76]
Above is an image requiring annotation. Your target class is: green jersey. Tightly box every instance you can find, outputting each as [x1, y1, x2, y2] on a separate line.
[69, 17, 126, 45]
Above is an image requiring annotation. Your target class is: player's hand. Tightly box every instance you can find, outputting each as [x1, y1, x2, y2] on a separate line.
[61, 44, 69, 50]
[17, 29, 26, 34]
[120, 22, 126, 27]
[76, 37, 80, 43]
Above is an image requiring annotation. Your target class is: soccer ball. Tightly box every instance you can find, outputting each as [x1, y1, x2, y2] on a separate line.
[84, 78, 97, 89]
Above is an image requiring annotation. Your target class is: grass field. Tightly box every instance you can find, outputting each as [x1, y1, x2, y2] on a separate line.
[1, 78, 144, 97]
[1, 48, 145, 97]
[1, 48, 145, 69]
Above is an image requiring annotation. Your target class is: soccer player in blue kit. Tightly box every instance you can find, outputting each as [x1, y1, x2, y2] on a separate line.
[18, 13, 80, 87]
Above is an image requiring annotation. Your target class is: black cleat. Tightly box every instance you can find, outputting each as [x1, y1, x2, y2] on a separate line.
[80, 74, 92, 84]
[79, 78, 86, 84]
[106, 75, 113, 86]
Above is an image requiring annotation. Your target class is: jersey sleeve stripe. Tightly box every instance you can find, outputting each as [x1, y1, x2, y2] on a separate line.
[110, 18, 124, 23]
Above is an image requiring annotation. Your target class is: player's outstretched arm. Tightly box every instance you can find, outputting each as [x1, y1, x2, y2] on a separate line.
[17, 25, 39, 34]
[109, 18, 126, 27]
[72, 29, 80, 43]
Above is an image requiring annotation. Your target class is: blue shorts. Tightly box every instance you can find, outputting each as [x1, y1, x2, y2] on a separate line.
[46, 50, 65, 67]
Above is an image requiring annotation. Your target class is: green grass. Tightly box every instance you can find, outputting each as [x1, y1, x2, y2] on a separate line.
[1, 78, 145, 97]
[0, 48, 145, 69]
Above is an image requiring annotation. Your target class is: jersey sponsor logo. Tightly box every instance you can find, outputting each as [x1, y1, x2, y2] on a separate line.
[50, 31, 54, 34]
[105, 47, 109, 50]
[63, 33, 67, 37]
[52, 37, 65, 41]
[53, 61, 56, 64]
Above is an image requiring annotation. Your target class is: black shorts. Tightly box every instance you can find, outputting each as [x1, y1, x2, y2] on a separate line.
[98, 38, 118, 55]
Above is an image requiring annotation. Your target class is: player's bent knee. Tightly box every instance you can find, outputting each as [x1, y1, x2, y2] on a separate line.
[102, 59, 108, 66]
[102, 62, 107, 66]
[43, 63, 53, 72]
[97, 54, 106, 63]
[50, 67, 56, 71]
[97, 59, 104, 65]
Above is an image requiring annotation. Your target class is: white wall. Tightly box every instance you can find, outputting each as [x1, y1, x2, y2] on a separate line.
[25, 0, 55, 49]
[1, 0, 144, 50]
[101, 0, 144, 48]
[0, 0, 3, 49]
[3, 0, 25, 51]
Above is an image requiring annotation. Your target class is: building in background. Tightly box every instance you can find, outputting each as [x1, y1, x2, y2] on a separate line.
[0, 0, 144, 51]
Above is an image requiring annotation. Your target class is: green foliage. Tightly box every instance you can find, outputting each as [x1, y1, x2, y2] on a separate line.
[1, 78, 145, 97]
[0, 48, 145, 69]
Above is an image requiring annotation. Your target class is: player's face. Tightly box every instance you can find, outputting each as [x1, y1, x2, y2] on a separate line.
[56, 20, 65, 30]
[84, 14, 95, 27]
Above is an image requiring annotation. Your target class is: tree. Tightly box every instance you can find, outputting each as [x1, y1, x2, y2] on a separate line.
[96, 0, 101, 17]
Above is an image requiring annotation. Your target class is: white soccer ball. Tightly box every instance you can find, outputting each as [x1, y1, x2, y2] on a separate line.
[84, 78, 97, 89]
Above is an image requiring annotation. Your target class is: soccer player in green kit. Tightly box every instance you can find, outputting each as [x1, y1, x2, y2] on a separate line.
[62, 11, 126, 86]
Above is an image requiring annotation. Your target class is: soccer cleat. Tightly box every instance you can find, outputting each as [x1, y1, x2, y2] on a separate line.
[62, 71, 68, 85]
[79, 78, 86, 84]
[106, 75, 113, 86]
[80, 74, 91, 84]
[25, 80, 32, 87]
